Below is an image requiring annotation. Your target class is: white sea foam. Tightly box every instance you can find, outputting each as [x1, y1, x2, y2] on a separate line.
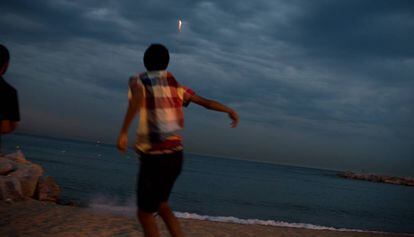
[86, 196, 400, 235]
[88, 195, 137, 216]
[175, 212, 376, 233]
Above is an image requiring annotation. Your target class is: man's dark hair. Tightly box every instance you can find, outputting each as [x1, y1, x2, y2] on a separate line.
[0, 44, 10, 68]
[143, 44, 169, 71]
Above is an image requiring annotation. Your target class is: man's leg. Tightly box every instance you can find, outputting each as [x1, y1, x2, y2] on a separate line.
[137, 209, 160, 237]
[158, 202, 184, 237]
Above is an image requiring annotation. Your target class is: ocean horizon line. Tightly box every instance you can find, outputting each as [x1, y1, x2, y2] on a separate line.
[10, 132, 344, 174]
[10, 132, 412, 178]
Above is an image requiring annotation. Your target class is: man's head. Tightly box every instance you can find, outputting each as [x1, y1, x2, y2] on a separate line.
[0, 44, 10, 75]
[143, 44, 169, 71]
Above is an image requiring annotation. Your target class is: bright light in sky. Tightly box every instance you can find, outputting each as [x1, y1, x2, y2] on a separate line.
[178, 18, 182, 32]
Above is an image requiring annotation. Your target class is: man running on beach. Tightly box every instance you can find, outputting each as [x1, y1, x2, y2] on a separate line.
[117, 44, 239, 237]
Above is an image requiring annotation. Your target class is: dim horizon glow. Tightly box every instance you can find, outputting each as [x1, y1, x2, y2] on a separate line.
[0, 0, 413, 176]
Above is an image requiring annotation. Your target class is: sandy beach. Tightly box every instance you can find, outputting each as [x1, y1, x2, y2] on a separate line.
[0, 199, 410, 237]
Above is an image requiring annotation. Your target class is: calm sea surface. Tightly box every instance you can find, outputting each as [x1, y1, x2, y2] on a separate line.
[2, 134, 413, 233]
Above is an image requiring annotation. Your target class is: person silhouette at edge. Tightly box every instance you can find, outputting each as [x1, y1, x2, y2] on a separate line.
[0, 44, 20, 155]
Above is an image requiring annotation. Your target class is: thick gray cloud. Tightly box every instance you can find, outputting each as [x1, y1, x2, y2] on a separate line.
[1, 0, 413, 175]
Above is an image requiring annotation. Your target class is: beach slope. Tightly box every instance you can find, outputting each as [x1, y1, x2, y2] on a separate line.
[0, 200, 409, 237]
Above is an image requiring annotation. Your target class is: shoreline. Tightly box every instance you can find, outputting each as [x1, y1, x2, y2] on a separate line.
[1, 199, 411, 237]
[89, 202, 403, 235]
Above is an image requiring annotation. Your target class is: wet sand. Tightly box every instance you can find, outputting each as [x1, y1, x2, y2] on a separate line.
[0, 199, 410, 237]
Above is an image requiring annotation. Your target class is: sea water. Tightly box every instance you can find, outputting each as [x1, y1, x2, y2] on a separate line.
[2, 133, 413, 234]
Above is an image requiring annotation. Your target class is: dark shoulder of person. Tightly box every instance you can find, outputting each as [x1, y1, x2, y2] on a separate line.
[0, 77, 20, 121]
[0, 77, 16, 92]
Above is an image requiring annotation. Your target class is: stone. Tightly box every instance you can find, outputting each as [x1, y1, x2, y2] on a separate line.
[3, 151, 28, 164]
[36, 176, 60, 202]
[338, 171, 414, 186]
[1, 151, 64, 202]
[9, 163, 44, 197]
[0, 158, 15, 175]
[0, 176, 23, 201]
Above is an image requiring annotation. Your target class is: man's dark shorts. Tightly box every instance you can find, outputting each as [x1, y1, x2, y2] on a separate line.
[137, 150, 183, 213]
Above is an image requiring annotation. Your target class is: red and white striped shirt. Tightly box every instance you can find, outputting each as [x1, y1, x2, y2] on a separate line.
[129, 70, 195, 154]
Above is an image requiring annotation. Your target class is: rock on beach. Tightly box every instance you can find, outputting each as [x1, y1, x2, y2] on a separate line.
[0, 151, 60, 203]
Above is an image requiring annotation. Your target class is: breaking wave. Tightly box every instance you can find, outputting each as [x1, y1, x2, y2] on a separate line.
[87, 195, 399, 235]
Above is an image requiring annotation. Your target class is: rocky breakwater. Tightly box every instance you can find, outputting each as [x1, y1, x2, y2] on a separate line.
[338, 171, 414, 186]
[0, 151, 60, 203]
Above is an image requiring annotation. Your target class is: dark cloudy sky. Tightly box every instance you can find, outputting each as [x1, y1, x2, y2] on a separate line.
[1, 0, 413, 175]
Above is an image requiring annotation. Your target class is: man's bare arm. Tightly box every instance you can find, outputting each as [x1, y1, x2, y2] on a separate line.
[189, 94, 239, 128]
[117, 81, 143, 152]
[121, 100, 140, 133]
[117, 99, 140, 152]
